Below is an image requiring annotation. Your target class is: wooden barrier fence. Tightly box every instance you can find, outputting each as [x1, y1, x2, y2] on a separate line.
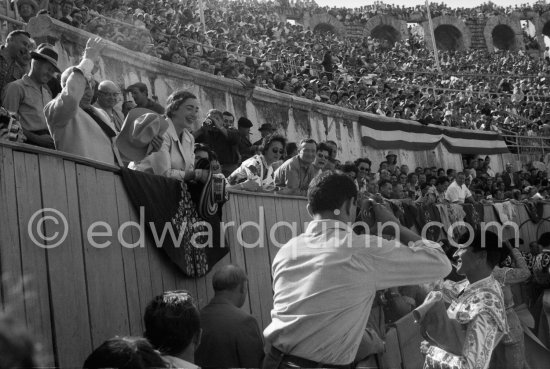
[1, 141, 550, 367]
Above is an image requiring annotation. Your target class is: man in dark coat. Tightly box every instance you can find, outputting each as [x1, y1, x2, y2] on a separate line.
[195, 265, 264, 368]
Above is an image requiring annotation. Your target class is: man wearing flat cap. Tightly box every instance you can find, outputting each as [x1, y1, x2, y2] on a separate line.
[237, 117, 257, 163]
[3, 43, 59, 148]
[252, 123, 275, 147]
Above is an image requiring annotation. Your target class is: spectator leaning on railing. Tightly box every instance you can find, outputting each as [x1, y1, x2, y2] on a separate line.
[2, 43, 59, 149]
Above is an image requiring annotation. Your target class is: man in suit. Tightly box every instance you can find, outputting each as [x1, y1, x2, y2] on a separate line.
[94, 80, 124, 132]
[195, 265, 264, 368]
[502, 162, 520, 191]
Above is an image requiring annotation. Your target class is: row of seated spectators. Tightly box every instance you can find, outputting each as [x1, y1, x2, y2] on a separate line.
[7, 0, 550, 136]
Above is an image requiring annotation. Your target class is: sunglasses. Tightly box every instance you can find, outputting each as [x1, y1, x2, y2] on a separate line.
[271, 148, 284, 154]
[99, 91, 120, 97]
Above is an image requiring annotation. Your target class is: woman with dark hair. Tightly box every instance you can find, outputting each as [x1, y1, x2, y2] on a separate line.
[129, 90, 209, 183]
[83, 336, 166, 369]
[144, 290, 201, 367]
[227, 134, 286, 192]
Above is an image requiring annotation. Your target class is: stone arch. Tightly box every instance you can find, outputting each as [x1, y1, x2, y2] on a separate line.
[307, 14, 346, 37]
[529, 11, 550, 51]
[484, 15, 524, 52]
[540, 11, 550, 47]
[422, 16, 471, 51]
[541, 12, 550, 37]
[364, 15, 408, 44]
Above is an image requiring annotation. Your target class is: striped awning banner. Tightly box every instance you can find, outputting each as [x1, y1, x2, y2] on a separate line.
[359, 115, 510, 155]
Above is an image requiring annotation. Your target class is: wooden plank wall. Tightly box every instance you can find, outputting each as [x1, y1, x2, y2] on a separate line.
[2, 143, 550, 367]
[0, 145, 256, 367]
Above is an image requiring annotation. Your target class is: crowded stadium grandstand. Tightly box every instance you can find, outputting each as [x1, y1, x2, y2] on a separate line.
[1, 0, 550, 368]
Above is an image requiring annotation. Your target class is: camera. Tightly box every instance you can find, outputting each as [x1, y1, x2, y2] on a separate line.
[203, 118, 216, 129]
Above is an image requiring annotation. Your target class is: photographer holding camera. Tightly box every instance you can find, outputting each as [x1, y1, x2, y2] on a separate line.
[193, 109, 241, 177]
[263, 172, 451, 369]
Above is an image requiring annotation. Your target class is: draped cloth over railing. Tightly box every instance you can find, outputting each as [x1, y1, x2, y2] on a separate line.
[359, 115, 510, 154]
[120, 168, 228, 277]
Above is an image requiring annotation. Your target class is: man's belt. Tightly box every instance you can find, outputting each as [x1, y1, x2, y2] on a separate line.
[269, 346, 353, 369]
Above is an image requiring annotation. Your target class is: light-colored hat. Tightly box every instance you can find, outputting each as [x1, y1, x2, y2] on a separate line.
[386, 151, 397, 158]
[115, 108, 168, 161]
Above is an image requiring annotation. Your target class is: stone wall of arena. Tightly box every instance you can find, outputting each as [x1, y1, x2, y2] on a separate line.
[305, 12, 548, 52]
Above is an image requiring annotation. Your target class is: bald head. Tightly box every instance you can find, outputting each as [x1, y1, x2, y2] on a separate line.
[96, 80, 120, 109]
[98, 80, 120, 93]
[212, 265, 247, 292]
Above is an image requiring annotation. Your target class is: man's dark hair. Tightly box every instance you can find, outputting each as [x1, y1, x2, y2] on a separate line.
[458, 230, 507, 269]
[260, 134, 286, 155]
[354, 157, 371, 167]
[317, 142, 332, 156]
[143, 290, 200, 356]
[308, 171, 357, 214]
[222, 111, 234, 118]
[378, 179, 392, 191]
[83, 336, 166, 369]
[436, 176, 449, 186]
[298, 138, 317, 150]
[212, 265, 247, 292]
[166, 90, 196, 119]
[446, 168, 455, 175]
[6, 30, 31, 44]
[341, 163, 358, 176]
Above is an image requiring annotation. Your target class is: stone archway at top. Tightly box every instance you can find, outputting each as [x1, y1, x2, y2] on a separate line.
[422, 15, 471, 51]
[484, 15, 525, 52]
[308, 13, 346, 37]
[532, 11, 550, 50]
[363, 15, 408, 45]
[543, 16, 550, 37]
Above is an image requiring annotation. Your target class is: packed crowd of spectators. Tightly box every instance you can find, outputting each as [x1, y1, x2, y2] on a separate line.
[316, 1, 550, 23]
[6, 0, 550, 135]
